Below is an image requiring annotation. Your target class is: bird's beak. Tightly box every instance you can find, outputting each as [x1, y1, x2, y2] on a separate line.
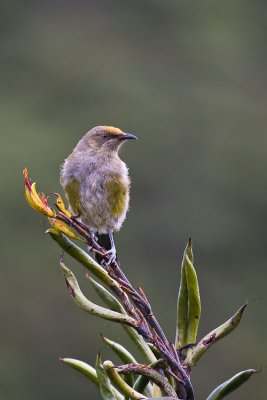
[120, 133, 138, 141]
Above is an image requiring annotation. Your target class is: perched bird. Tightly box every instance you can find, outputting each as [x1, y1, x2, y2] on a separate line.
[60, 126, 137, 263]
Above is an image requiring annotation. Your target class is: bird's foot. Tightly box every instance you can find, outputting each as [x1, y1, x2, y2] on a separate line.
[104, 248, 117, 266]
[90, 231, 98, 242]
[87, 232, 98, 253]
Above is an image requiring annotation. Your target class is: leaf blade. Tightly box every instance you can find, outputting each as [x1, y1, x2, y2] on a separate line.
[184, 304, 246, 368]
[60, 357, 99, 386]
[206, 369, 258, 400]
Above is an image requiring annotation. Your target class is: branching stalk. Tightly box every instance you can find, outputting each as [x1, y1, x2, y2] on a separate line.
[54, 214, 195, 399]
[23, 170, 255, 400]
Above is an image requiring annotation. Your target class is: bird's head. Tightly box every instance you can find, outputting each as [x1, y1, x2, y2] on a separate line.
[77, 126, 137, 153]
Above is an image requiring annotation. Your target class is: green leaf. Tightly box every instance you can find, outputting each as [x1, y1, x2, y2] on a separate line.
[95, 354, 122, 400]
[102, 335, 137, 364]
[60, 357, 98, 386]
[102, 335, 137, 388]
[48, 230, 119, 287]
[206, 369, 258, 400]
[60, 259, 137, 327]
[147, 343, 161, 358]
[88, 275, 126, 312]
[184, 254, 201, 346]
[184, 304, 247, 368]
[133, 375, 150, 396]
[175, 244, 188, 349]
[175, 239, 201, 349]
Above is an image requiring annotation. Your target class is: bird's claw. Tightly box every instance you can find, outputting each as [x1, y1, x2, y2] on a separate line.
[87, 232, 98, 253]
[91, 232, 98, 242]
[105, 248, 117, 266]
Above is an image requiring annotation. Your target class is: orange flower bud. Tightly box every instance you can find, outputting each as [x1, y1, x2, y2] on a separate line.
[54, 192, 72, 217]
[23, 168, 55, 217]
[48, 217, 84, 241]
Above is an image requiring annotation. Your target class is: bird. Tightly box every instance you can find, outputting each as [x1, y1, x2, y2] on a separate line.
[60, 125, 137, 264]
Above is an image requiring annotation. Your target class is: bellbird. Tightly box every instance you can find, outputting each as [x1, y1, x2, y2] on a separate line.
[60, 125, 137, 263]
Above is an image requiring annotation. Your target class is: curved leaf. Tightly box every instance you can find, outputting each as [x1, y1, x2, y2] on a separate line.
[206, 369, 258, 400]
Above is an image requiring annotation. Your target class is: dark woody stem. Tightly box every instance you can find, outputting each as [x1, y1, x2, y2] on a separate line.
[115, 362, 179, 398]
[56, 211, 194, 400]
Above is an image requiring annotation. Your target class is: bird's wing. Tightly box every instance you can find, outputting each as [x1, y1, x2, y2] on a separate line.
[105, 179, 128, 217]
[64, 178, 81, 215]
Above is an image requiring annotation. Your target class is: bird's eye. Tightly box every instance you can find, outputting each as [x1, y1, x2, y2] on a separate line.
[103, 133, 117, 139]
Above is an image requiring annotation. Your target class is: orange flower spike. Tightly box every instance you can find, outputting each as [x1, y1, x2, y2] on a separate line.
[48, 217, 85, 241]
[23, 168, 55, 217]
[54, 193, 72, 218]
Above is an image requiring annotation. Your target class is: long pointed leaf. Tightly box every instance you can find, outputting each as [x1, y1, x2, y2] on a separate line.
[175, 255, 188, 349]
[206, 369, 258, 400]
[184, 304, 246, 368]
[102, 335, 137, 388]
[176, 239, 200, 350]
[60, 260, 137, 327]
[184, 254, 201, 346]
[102, 336, 137, 364]
[60, 358, 99, 386]
[96, 354, 123, 400]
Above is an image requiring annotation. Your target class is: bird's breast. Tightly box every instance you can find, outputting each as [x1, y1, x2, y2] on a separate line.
[61, 154, 130, 232]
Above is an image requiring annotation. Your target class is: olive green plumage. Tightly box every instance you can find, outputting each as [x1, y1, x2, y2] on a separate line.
[60, 126, 137, 244]
[64, 178, 81, 216]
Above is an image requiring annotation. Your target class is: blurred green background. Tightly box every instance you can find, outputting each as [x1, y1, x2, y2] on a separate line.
[1, 1, 266, 399]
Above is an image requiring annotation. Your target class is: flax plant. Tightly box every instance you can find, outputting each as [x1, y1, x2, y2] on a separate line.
[23, 169, 258, 400]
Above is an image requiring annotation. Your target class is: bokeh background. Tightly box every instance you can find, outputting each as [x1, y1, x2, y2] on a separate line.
[1, 1, 266, 399]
